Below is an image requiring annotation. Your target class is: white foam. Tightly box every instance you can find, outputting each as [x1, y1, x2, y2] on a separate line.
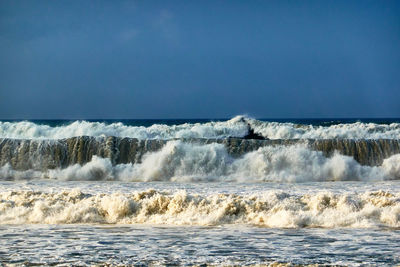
[1, 116, 399, 139]
[1, 189, 399, 227]
[248, 119, 400, 139]
[0, 117, 248, 140]
[1, 141, 399, 182]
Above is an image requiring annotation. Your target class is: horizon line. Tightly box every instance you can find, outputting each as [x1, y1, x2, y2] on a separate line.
[1, 117, 400, 121]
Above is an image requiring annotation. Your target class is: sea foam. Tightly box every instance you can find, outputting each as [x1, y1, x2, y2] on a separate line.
[1, 189, 399, 227]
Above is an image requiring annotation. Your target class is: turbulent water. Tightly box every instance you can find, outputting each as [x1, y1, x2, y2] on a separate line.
[1, 116, 400, 140]
[1, 116, 400, 266]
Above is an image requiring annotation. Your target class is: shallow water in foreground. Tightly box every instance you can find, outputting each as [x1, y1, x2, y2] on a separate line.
[0, 181, 400, 266]
[1, 224, 399, 266]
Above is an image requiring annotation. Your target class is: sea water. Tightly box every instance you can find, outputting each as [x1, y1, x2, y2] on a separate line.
[0, 116, 399, 266]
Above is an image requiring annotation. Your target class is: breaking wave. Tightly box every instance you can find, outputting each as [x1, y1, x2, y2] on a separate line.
[249, 118, 400, 140]
[1, 141, 400, 182]
[1, 189, 399, 228]
[1, 116, 400, 140]
[0, 117, 248, 140]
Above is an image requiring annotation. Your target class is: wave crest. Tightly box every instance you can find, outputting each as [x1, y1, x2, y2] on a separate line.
[1, 116, 400, 140]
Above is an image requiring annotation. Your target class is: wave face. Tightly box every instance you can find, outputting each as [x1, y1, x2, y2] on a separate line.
[1, 137, 400, 169]
[1, 139, 400, 182]
[1, 116, 400, 140]
[1, 189, 399, 227]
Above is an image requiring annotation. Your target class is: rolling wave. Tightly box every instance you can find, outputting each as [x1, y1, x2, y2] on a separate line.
[1, 189, 399, 227]
[1, 116, 400, 140]
[1, 116, 399, 183]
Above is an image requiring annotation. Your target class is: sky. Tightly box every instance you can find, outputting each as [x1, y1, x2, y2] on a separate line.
[0, 0, 399, 119]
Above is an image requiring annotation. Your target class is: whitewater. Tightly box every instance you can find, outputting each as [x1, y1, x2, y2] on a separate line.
[1, 116, 400, 266]
[1, 116, 400, 140]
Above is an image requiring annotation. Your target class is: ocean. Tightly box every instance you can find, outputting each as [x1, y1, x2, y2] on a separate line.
[0, 116, 400, 266]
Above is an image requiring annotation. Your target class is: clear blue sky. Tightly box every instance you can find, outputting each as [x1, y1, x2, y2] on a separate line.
[1, 0, 399, 119]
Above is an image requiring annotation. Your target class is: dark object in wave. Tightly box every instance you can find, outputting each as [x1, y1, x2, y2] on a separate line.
[243, 123, 266, 140]
[236, 117, 266, 140]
